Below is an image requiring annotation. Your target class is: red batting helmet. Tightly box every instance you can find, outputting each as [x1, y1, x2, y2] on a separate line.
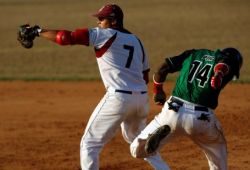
[92, 4, 124, 22]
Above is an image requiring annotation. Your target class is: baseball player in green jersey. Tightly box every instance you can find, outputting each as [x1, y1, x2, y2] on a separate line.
[130, 47, 243, 170]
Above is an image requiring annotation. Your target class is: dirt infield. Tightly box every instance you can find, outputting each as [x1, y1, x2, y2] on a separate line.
[0, 81, 249, 170]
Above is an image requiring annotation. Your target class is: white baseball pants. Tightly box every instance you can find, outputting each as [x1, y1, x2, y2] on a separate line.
[80, 90, 168, 170]
[130, 96, 227, 170]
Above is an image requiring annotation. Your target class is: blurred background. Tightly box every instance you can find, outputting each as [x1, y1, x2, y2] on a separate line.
[0, 0, 249, 81]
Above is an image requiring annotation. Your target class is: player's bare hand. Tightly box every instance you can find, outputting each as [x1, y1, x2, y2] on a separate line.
[153, 92, 166, 105]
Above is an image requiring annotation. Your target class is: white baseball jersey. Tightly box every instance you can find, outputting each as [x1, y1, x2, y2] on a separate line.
[78, 27, 168, 170]
[88, 27, 149, 91]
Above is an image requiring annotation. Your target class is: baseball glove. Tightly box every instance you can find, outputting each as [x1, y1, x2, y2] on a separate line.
[17, 24, 40, 48]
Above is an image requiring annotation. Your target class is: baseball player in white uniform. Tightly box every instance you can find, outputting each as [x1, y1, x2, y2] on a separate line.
[20, 4, 169, 170]
[130, 48, 243, 170]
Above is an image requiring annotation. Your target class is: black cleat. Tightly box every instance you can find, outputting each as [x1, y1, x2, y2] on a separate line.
[145, 125, 171, 154]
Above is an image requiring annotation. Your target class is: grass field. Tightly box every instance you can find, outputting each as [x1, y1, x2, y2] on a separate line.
[0, 0, 249, 81]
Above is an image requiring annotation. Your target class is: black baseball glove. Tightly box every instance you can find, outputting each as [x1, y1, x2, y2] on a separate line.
[17, 24, 41, 48]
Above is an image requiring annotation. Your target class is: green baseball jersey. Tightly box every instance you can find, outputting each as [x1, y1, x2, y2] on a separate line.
[171, 49, 225, 109]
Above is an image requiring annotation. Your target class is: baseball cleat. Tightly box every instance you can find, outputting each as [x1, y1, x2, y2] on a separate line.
[145, 125, 171, 154]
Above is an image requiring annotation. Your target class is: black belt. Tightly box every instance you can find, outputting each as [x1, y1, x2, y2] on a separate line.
[115, 89, 147, 94]
[170, 97, 208, 112]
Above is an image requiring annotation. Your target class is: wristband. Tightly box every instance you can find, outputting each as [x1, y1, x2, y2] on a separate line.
[153, 74, 163, 85]
[153, 83, 163, 94]
[153, 75, 164, 94]
[37, 28, 42, 35]
[214, 63, 229, 76]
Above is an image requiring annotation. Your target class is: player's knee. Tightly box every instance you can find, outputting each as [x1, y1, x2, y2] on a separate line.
[130, 138, 148, 158]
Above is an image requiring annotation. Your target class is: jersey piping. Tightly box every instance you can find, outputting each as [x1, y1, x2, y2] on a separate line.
[94, 32, 117, 58]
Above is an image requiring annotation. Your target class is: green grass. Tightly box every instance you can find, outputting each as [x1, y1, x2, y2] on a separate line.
[1, 0, 250, 82]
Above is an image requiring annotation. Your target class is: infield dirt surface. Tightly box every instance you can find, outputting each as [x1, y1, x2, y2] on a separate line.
[0, 81, 249, 170]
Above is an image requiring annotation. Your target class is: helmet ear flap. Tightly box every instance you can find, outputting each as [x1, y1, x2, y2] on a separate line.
[222, 47, 243, 79]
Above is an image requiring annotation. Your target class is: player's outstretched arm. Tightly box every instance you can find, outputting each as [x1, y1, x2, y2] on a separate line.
[18, 24, 90, 48]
